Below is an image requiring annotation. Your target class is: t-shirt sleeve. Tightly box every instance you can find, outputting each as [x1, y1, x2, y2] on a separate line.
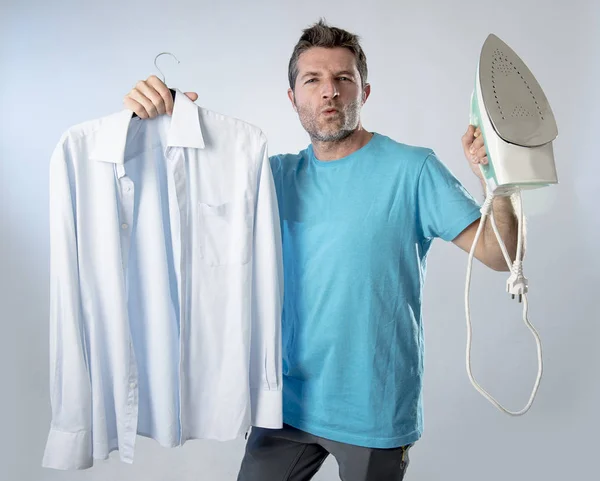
[268, 154, 282, 203]
[269, 154, 280, 175]
[416, 151, 482, 242]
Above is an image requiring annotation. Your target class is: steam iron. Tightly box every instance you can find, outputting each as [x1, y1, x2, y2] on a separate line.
[464, 34, 559, 416]
[470, 33, 558, 195]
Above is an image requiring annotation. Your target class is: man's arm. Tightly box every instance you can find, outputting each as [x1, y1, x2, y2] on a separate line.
[456, 125, 525, 271]
[453, 188, 523, 271]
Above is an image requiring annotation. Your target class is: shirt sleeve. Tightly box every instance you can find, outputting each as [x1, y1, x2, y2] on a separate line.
[416, 150, 482, 242]
[42, 136, 93, 470]
[249, 136, 283, 428]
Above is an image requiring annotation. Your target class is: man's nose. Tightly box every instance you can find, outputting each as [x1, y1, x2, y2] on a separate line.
[321, 80, 339, 99]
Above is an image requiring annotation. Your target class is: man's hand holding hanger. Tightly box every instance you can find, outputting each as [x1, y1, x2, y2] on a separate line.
[123, 75, 198, 119]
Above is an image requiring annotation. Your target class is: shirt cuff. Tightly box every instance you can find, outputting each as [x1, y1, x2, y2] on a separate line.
[250, 388, 283, 428]
[42, 428, 93, 470]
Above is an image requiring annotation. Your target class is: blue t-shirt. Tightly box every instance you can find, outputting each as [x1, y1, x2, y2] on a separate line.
[269, 132, 482, 448]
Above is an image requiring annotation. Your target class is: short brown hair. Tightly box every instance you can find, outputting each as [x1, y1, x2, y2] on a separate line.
[288, 18, 368, 91]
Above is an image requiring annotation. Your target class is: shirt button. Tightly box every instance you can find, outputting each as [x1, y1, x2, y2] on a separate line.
[130, 382, 137, 389]
[121, 223, 129, 230]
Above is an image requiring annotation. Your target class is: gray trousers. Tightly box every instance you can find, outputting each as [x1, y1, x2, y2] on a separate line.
[237, 423, 413, 481]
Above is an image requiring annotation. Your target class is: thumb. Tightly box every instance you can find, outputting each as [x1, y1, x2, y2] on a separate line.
[462, 124, 475, 148]
[184, 92, 199, 102]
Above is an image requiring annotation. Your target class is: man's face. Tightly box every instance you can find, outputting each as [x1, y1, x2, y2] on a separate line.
[288, 47, 370, 143]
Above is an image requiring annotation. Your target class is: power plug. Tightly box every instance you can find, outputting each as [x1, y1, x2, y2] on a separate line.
[506, 260, 528, 302]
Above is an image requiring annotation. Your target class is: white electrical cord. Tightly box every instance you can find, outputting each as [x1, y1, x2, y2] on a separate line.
[464, 190, 543, 416]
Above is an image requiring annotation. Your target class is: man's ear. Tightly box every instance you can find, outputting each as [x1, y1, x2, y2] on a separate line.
[287, 88, 298, 112]
[362, 84, 371, 104]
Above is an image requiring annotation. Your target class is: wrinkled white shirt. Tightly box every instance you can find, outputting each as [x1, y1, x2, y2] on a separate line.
[42, 90, 283, 470]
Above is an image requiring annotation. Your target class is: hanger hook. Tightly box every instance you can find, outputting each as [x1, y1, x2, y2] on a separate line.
[154, 52, 180, 84]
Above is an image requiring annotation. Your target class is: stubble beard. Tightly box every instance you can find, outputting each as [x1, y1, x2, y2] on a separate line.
[296, 97, 363, 144]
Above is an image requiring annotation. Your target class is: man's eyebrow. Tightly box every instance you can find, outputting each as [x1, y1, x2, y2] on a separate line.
[300, 71, 322, 79]
[334, 70, 356, 77]
[300, 70, 356, 79]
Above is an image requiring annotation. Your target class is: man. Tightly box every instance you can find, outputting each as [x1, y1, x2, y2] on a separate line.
[124, 19, 519, 481]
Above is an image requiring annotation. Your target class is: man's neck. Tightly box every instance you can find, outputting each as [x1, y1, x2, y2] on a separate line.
[311, 127, 373, 161]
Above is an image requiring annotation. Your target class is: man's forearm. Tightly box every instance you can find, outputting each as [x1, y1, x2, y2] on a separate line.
[480, 182, 524, 270]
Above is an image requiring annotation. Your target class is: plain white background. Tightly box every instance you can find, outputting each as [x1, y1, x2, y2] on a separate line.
[1, 0, 598, 479]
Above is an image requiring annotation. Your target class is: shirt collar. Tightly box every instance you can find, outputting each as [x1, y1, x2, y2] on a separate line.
[91, 88, 205, 164]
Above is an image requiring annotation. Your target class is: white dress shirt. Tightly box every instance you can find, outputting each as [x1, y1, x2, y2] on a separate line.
[42, 90, 283, 470]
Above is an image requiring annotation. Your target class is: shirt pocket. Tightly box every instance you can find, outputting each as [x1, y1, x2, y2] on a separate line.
[198, 199, 253, 266]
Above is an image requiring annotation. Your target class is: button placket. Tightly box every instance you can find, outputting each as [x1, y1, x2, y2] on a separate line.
[114, 162, 139, 462]
[167, 151, 188, 443]
[121, 342, 139, 462]
[115, 164, 135, 280]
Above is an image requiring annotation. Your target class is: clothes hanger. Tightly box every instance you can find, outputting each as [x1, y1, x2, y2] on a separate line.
[132, 52, 179, 118]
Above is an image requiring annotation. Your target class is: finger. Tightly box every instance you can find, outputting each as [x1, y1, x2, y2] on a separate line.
[128, 86, 159, 118]
[129, 80, 161, 118]
[469, 136, 484, 153]
[185, 92, 198, 102]
[463, 124, 475, 139]
[123, 96, 149, 119]
[475, 145, 488, 162]
[136, 76, 171, 118]
[146, 75, 175, 115]
[136, 77, 169, 116]
[462, 126, 475, 149]
[474, 127, 482, 138]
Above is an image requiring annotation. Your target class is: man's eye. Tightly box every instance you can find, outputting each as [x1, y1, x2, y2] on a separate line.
[305, 79, 317, 84]
[339, 77, 350, 81]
